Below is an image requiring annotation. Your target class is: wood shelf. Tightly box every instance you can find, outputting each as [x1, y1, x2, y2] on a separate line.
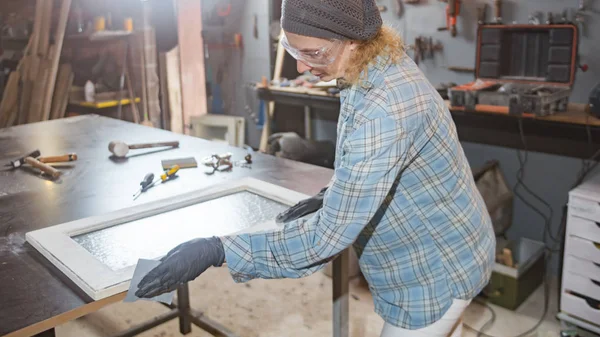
[65, 30, 132, 42]
[255, 86, 600, 159]
[69, 97, 140, 109]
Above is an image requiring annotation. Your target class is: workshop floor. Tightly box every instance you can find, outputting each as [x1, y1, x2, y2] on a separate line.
[57, 267, 563, 337]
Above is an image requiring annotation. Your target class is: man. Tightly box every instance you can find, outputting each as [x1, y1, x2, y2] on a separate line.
[136, 1, 496, 336]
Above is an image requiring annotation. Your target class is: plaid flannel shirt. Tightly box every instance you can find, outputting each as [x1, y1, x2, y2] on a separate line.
[221, 52, 495, 329]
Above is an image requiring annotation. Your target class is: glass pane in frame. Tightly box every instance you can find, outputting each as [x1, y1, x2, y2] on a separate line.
[73, 191, 288, 271]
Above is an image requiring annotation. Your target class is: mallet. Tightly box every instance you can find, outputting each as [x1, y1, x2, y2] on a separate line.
[24, 157, 62, 179]
[109, 140, 180, 158]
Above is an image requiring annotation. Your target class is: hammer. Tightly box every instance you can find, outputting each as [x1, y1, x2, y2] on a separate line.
[5, 150, 41, 168]
[109, 140, 180, 158]
[24, 157, 62, 179]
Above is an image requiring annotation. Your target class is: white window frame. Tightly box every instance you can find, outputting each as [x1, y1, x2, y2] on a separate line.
[26, 177, 308, 301]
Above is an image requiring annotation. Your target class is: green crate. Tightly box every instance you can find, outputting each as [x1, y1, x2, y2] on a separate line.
[484, 238, 546, 310]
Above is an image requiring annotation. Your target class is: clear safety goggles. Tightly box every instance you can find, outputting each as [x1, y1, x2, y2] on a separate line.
[280, 34, 345, 67]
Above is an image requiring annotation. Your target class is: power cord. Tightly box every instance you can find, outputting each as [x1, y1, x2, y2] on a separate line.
[464, 118, 554, 337]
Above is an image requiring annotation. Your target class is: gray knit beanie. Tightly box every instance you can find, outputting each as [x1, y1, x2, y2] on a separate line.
[281, 0, 382, 41]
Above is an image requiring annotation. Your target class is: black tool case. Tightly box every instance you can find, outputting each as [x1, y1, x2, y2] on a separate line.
[449, 24, 579, 116]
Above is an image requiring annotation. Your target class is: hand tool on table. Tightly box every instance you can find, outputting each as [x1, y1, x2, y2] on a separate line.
[108, 140, 179, 158]
[38, 153, 78, 163]
[204, 155, 233, 175]
[154, 165, 180, 185]
[201, 153, 232, 167]
[24, 157, 62, 179]
[438, 0, 461, 37]
[4, 150, 41, 168]
[234, 154, 253, 168]
[133, 173, 155, 200]
[132, 165, 180, 200]
[161, 157, 197, 170]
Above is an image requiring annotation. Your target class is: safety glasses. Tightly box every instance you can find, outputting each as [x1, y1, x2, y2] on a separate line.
[280, 34, 345, 68]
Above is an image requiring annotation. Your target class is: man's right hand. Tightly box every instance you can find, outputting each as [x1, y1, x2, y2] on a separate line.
[276, 187, 328, 224]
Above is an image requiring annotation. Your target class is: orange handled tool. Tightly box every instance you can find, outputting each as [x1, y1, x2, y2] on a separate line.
[24, 157, 62, 179]
[38, 153, 78, 163]
[158, 165, 180, 182]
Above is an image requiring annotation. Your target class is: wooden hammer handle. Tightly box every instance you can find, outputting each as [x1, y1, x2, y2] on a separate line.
[38, 153, 78, 163]
[129, 141, 180, 150]
[24, 157, 61, 178]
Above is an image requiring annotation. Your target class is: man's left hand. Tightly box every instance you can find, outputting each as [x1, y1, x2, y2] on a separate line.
[135, 236, 225, 298]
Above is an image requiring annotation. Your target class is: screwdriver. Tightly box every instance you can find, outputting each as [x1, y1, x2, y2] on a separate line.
[133, 173, 155, 200]
[132, 165, 180, 200]
[155, 165, 180, 184]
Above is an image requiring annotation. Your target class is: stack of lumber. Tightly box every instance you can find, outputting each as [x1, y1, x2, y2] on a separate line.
[0, 0, 72, 128]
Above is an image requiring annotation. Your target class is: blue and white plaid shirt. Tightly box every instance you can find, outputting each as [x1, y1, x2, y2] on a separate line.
[221, 51, 496, 329]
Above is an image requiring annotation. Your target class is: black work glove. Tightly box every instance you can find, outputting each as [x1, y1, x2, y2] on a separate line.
[276, 186, 328, 224]
[135, 236, 225, 298]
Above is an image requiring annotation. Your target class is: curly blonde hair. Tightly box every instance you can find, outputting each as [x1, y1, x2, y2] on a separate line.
[342, 25, 405, 85]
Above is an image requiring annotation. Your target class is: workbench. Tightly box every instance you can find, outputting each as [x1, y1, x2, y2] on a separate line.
[257, 86, 600, 159]
[0, 115, 350, 337]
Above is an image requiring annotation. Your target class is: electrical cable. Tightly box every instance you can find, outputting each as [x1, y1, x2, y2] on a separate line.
[514, 119, 558, 247]
[467, 116, 600, 336]
[464, 117, 553, 337]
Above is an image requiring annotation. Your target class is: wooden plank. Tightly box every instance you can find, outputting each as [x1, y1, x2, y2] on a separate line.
[125, 65, 141, 124]
[158, 52, 171, 130]
[165, 46, 183, 133]
[259, 29, 285, 152]
[50, 64, 72, 120]
[27, 56, 51, 123]
[176, 0, 208, 134]
[140, 5, 161, 127]
[0, 36, 35, 127]
[265, 85, 337, 97]
[3, 293, 125, 337]
[0, 72, 19, 127]
[138, 35, 152, 127]
[41, 0, 72, 121]
[30, 0, 44, 56]
[60, 71, 74, 119]
[446, 101, 599, 127]
[18, 0, 46, 125]
[37, 0, 52, 57]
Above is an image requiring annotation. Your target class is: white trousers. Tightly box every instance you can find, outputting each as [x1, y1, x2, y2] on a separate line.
[380, 299, 471, 337]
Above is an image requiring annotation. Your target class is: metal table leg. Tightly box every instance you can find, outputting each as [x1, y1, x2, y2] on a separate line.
[33, 328, 56, 337]
[177, 283, 193, 334]
[111, 283, 240, 337]
[333, 249, 349, 337]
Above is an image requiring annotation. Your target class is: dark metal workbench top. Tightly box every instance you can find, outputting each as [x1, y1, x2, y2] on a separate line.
[0, 115, 333, 336]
